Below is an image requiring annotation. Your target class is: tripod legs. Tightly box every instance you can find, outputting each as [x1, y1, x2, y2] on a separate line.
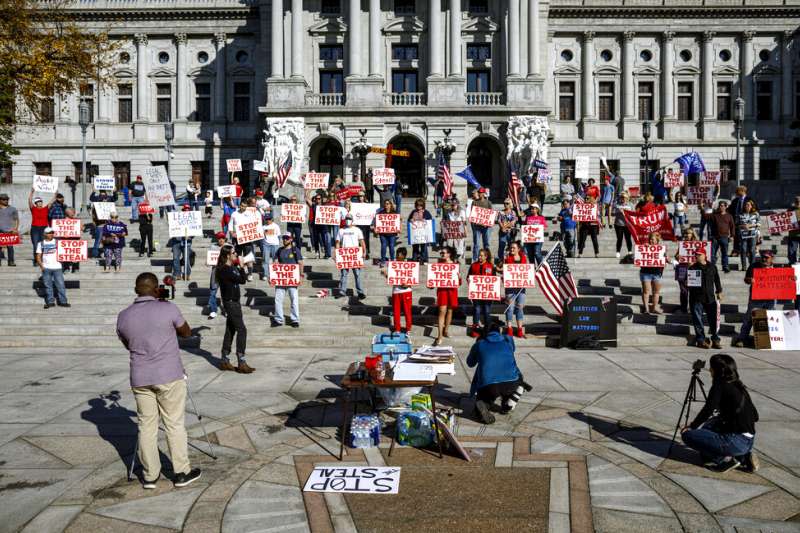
[667, 374, 707, 457]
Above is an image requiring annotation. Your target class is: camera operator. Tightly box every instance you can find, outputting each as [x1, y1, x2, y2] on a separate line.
[116, 272, 201, 489]
[681, 354, 759, 473]
[215, 246, 255, 374]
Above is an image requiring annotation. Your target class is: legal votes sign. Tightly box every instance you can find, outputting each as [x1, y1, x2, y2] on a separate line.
[634, 244, 666, 267]
[386, 261, 419, 286]
[168, 211, 203, 238]
[468, 275, 502, 301]
[142, 166, 175, 208]
[426, 263, 459, 288]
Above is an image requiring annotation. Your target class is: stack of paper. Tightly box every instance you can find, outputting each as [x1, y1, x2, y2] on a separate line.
[407, 346, 456, 376]
[392, 362, 436, 382]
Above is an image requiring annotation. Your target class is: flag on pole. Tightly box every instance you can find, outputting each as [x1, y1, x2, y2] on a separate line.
[276, 151, 293, 189]
[456, 165, 482, 190]
[436, 151, 453, 198]
[508, 161, 523, 210]
[534, 243, 578, 316]
[674, 152, 706, 176]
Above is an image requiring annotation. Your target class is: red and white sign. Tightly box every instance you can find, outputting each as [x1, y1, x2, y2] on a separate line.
[468, 206, 497, 227]
[536, 168, 552, 184]
[701, 171, 721, 186]
[752, 268, 797, 301]
[663, 170, 685, 188]
[142, 166, 175, 208]
[468, 275, 502, 301]
[371, 168, 395, 186]
[521, 224, 545, 244]
[217, 185, 239, 198]
[623, 205, 676, 245]
[33, 174, 58, 194]
[634, 244, 666, 268]
[52, 218, 80, 239]
[677, 240, 713, 264]
[206, 249, 220, 266]
[441, 220, 466, 240]
[426, 263, 460, 289]
[226, 159, 242, 173]
[315, 205, 342, 226]
[281, 203, 308, 223]
[304, 172, 330, 190]
[374, 213, 401, 234]
[336, 185, 364, 201]
[0, 233, 21, 246]
[503, 263, 536, 289]
[335, 246, 364, 270]
[386, 261, 420, 286]
[628, 186, 641, 198]
[138, 202, 155, 215]
[572, 201, 598, 222]
[767, 211, 799, 235]
[56, 239, 88, 262]
[269, 263, 301, 287]
[349, 203, 379, 226]
[234, 212, 264, 244]
[687, 185, 716, 205]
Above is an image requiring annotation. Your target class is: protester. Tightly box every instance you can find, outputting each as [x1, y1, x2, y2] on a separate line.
[28, 190, 51, 265]
[736, 200, 760, 271]
[433, 177, 446, 216]
[442, 196, 467, 259]
[408, 198, 433, 264]
[788, 196, 800, 264]
[613, 192, 633, 259]
[385, 246, 413, 333]
[364, 167, 374, 203]
[102, 214, 128, 273]
[260, 213, 281, 280]
[433, 245, 460, 346]
[138, 212, 154, 257]
[60, 207, 82, 274]
[674, 227, 700, 313]
[272, 233, 304, 328]
[560, 175, 575, 202]
[651, 171, 667, 204]
[688, 251, 723, 349]
[504, 241, 528, 338]
[353, 191, 372, 259]
[681, 354, 759, 473]
[698, 200, 714, 241]
[672, 191, 688, 237]
[375, 199, 398, 265]
[577, 196, 600, 258]
[116, 272, 201, 488]
[229, 201, 255, 281]
[468, 248, 495, 337]
[584, 178, 600, 202]
[0, 193, 18, 266]
[215, 246, 254, 373]
[335, 214, 367, 300]
[707, 200, 735, 273]
[729, 185, 755, 256]
[392, 179, 403, 212]
[89, 189, 116, 259]
[220, 196, 236, 233]
[285, 194, 303, 248]
[170, 234, 193, 281]
[600, 176, 615, 227]
[496, 199, 518, 261]
[470, 188, 492, 262]
[37, 227, 69, 308]
[520, 202, 547, 265]
[557, 199, 576, 258]
[308, 193, 332, 259]
[130, 175, 146, 222]
[207, 233, 227, 320]
[733, 250, 777, 347]
[48, 193, 67, 224]
[204, 190, 214, 218]
[185, 180, 201, 211]
[640, 232, 664, 314]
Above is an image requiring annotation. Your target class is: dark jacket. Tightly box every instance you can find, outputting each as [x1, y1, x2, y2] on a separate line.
[728, 195, 754, 218]
[466, 331, 521, 396]
[690, 379, 759, 435]
[688, 262, 722, 304]
[217, 265, 247, 301]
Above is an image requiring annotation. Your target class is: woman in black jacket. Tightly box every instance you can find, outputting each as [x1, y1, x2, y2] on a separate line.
[681, 354, 759, 473]
[215, 246, 255, 374]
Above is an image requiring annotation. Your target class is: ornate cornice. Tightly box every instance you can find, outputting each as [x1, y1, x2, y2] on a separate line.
[549, 6, 800, 19]
[134, 33, 148, 45]
[175, 33, 188, 44]
[61, 6, 256, 23]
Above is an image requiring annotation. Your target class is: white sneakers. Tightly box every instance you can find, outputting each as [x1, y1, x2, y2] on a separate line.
[208, 312, 217, 319]
[615, 252, 620, 258]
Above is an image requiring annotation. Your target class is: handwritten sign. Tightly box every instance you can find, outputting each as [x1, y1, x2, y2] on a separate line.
[56, 239, 87, 262]
[386, 261, 420, 286]
[426, 263, 459, 288]
[441, 220, 466, 240]
[217, 185, 238, 198]
[349, 203, 379, 226]
[408, 220, 435, 245]
[752, 267, 797, 301]
[138, 202, 155, 215]
[336, 185, 364, 201]
[468, 206, 497, 227]
[767, 211, 799, 235]
[701, 171, 721, 185]
[371, 168, 396, 186]
[207, 249, 220, 266]
[536, 168, 552, 184]
[234, 211, 264, 244]
[575, 156, 589, 181]
[252, 160, 268, 173]
[762, 310, 800, 350]
[281, 203, 307, 223]
[52, 218, 80, 239]
[521, 224, 545, 244]
[142, 166, 175, 208]
[33, 174, 58, 194]
[304, 172, 330, 190]
[375, 213, 401, 234]
[0, 233, 21, 246]
[572, 201, 597, 222]
[315, 205, 342, 226]
[168, 211, 203, 238]
[93, 176, 115, 191]
[303, 466, 401, 495]
[468, 275, 502, 301]
[226, 159, 242, 173]
[678, 240, 712, 264]
[92, 202, 117, 220]
[269, 263, 301, 286]
[503, 263, 536, 289]
[634, 244, 666, 267]
[663, 170, 685, 188]
[687, 185, 715, 206]
[335, 246, 363, 270]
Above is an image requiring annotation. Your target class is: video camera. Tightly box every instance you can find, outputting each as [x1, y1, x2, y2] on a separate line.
[692, 359, 705, 374]
[159, 275, 176, 300]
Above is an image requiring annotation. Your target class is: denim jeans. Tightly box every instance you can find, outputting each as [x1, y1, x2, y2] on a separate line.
[42, 268, 67, 305]
[505, 290, 526, 322]
[412, 244, 429, 263]
[524, 243, 543, 265]
[130, 196, 145, 221]
[0, 245, 14, 263]
[789, 238, 799, 265]
[313, 226, 332, 257]
[339, 268, 364, 295]
[172, 239, 192, 278]
[380, 234, 397, 262]
[472, 301, 492, 326]
[287, 223, 303, 248]
[563, 228, 577, 257]
[31, 226, 46, 264]
[740, 237, 756, 271]
[259, 242, 279, 277]
[498, 232, 513, 260]
[738, 298, 775, 340]
[208, 275, 219, 314]
[711, 236, 729, 269]
[673, 214, 686, 235]
[92, 225, 103, 258]
[691, 301, 719, 343]
[471, 225, 490, 262]
[274, 286, 299, 324]
[681, 428, 753, 465]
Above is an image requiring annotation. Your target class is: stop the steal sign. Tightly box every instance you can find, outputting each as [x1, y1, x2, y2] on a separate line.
[303, 466, 401, 494]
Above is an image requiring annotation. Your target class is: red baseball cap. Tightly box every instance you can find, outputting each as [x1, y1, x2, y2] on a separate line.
[256, 190, 264, 197]
[214, 231, 226, 239]
[478, 188, 487, 194]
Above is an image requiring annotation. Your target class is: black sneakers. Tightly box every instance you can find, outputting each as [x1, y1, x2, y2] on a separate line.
[707, 457, 740, 473]
[173, 468, 202, 487]
[474, 400, 495, 425]
[737, 452, 760, 473]
[142, 475, 159, 490]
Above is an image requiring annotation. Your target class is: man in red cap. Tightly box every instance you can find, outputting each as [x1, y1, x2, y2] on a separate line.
[208, 232, 228, 319]
[470, 187, 492, 262]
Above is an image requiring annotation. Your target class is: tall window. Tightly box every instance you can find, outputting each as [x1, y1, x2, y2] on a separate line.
[0, 164, 11, 184]
[677, 81, 693, 121]
[320, 45, 344, 61]
[558, 81, 575, 120]
[233, 82, 250, 121]
[113, 162, 130, 190]
[469, 0, 489, 13]
[559, 160, 576, 183]
[466, 44, 491, 61]
[600, 159, 619, 182]
[118, 84, 133, 123]
[756, 80, 772, 121]
[34, 162, 52, 175]
[73, 162, 98, 183]
[716, 81, 732, 120]
[467, 69, 491, 92]
[156, 83, 172, 122]
[598, 81, 615, 121]
[638, 81, 654, 121]
[80, 84, 94, 123]
[391, 44, 418, 61]
[394, 0, 415, 15]
[392, 70, 418, 93]
[194, 82, 210, 121]
[639, 159, 660, 186]
[321, 0, 340, 14]
[39, 98, 55, 123]
[759, 159, 778, 180]
[720, 159, 736, 184]
[320, 70, 344, 93]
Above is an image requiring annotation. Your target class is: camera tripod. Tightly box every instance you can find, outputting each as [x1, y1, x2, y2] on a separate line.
[667, 365, 708, 457]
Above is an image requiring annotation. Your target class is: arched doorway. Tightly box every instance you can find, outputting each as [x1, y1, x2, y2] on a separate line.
[309, 137, 344, 178]
[387, 135, 426, 199]
[467, 136, 505, 200]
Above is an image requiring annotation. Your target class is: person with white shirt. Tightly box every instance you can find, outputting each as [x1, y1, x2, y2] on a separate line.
[228, 201, 256, 281]
[37, 227, 70, 308]
[260, 213, 281, 280]
[335, 215, 366, 300]
[185, 181, 201, 211]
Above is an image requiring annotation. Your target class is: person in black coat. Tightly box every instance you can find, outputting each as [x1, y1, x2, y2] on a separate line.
[215, 246, 254, 374]
[687, 251, 723, 349]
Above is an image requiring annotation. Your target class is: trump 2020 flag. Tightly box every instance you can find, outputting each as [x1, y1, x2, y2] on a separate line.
[674, 152, 706, 176]
[456, 165, 482, 190]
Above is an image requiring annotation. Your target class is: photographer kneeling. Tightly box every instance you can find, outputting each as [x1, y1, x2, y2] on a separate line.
[681, 354, 759, 473]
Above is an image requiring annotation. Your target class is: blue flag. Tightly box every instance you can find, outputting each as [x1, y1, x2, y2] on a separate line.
[456, 165, 482, 189]
[674, 152, 706, 176]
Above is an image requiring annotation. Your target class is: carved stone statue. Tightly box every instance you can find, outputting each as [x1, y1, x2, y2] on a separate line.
[262, 117, 305, 187]
[506, 115, 550, 177]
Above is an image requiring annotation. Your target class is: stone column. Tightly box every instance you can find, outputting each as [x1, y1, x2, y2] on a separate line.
[527, 0, 540, 77]
[291, 0, 303, 78]
[623, 31, 635, 119]
[349, 0, 362, 77]
[134, 33, 148, 121]
[741, 31, 755, 119]
[175, 33, 187, 120]
[581, 31, 595, 119]
[214, 33, 227, 120]
[271, 0, 284, 78]
[369, 0, 381, 77]
[662, 31, 674, 119]
[702, 31, 715, 119]
[449, 0, 462, 77]
[508, 0, 521, 77]
[781, 30, 794, 121]
[96, 78, 109, 122]
[429, 0, 443, 77]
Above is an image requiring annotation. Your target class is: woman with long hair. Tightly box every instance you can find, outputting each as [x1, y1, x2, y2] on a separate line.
[737, 200, 760, 271]
[504, 241, 528, 338]
[433, 246, 460, 346]
[468, 248, 495, 338]
[215, 246, 254, 374]
[375, 199, 398, 265]
[640, 232, 664, 314]
[613, 192, 633, 259]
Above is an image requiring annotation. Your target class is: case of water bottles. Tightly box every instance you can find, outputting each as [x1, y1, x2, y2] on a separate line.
[348, 414, 381, 449]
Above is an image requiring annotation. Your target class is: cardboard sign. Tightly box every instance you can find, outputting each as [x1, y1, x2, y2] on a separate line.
[0, 233, 21, 246]
[56, 239, 87, 262]
[701, 171, 721, 186]
[386, 261, 420, 286]
[678, 240, 712, 264]
[142, 166, 175, 208]
[634, 244, 666, 267]
[371, 168, 396, 186]
[767, 211, 799, 235]
[503, 263, 536, 289]
[426, 263, 459, 288]
[92, 202, 117, 220]
[574, 156, 589, 181]
[521, 224, 545, 244]
[315, 205, 342, 226]
[561, 297, 618, 348]
[468, 275, 502, 301]
[217, 185, 239, 198]
[226, 159, 242, 173]
[663, 170, 685, 188]
[759, 310, 800, 350]
[138, 202, 155, 215]
[349, 203, 379, 226]
[93, 176, 115, 191]
[441, 220, 466, 240]
[375, 213, 401, 234]
[304, 172, 330, 190]
[33, 174, 58, 194]
[269, 263, 301, 286]
[303, 466, 401, 495]
[572, 201, 597, 222]
[687, 269, 702, 288]
[408, 220, 435, 245]
[206, 249, 220, 266]
[536, 168, 552, 184]
[752, 267, 797, 301]
[335, 246, 364, 270]
[468, 206, 497, 227]
[234, 212, 264, 244]
[252, 160, 268, 173]
[52, 218, 80, 239]
[168, 211, 203, 238]
[687, 185, 716, 205]
[281, 203, 307, 223]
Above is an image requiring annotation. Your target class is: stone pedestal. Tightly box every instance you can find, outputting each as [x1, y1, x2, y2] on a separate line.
[344, 77, 384, 107]
[427, 77, 466, 106]
[266, 78, 308, 108]
[505, 77, 546, 108]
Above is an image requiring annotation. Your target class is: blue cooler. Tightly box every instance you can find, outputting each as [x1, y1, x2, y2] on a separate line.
[372, 332, 412, 363]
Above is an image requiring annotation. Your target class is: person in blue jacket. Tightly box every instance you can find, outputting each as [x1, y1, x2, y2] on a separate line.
[466, 321, 531, 424]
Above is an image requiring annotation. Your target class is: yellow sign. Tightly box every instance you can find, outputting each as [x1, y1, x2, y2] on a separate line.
[369, 146, 411, 158]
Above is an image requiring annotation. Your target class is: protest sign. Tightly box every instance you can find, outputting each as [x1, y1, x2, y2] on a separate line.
[663, 169, 685, 188]
[168, 211, 204, 238]
[767, 211, 799, 235]
[575, 156, 589, 181]
[375, 213, 401, 234]
[336, 185, 364, 201]
[234, 211, 264, 244]
[56, 240, 88, 262]
[628, 186, 641, 198]
[52, 218, 80, 239]
[408, 220, 435, 245]
[687, 185, 716, 205]
[33, 174, 58, 194]
[216, 185, 238, 198]
[536, 168, 552, 184]
[687, 269, 702, 288]
[572, 201, 597, 222]
[561, 297, 618, 348]
[281, 203, 307, 223]
[269, 263, 301, 286]
[304, 172, 330, 190]
[142, 166, 175, 207]
[533, 159, 547, 169]
[521, 224, 545, 244]
[426, 263, 460, 288]
[441, 220, 466, 240]
[0, 233, 21, 246]
[678, 240, 712, 264]
[138, 202, 155, 215]
[386, 261, 420, 286]
[468, 275, 502, 301]
[634, 244, 666, 267]
[252, 160, 268, 173]
[349, 203, 379, 226]
[371, 168, 396, 186]
[93, 176, 115, 191]
[752, 267, 797, 301]
[623, 205, 676, 244]
[206, 249, 220, 266]
[92, 202, 117, 220]
[701, 170, 721, 185]
[303, 466, 401, 495]
[315, 205, 342, 226]
[796, 264, 800, 295]
[335, 246, 363, 270]
[468, 206, 497, 227]
[226, 159, 242, 173]
[759, 310, 800, 350]
[503, 263, 536, 289]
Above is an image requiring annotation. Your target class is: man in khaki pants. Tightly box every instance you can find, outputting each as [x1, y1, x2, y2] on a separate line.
[116, 272, 201, 489]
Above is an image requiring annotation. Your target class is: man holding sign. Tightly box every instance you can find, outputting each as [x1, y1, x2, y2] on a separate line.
[734, 250, 784, 347]
[469, 189, 493, 262]
[687, 251, 723, 349]
[36, 227, 69, 308]
[786, 197, 800, 264]
[335, 215, 366, 299]
[271, 233, 304, 328]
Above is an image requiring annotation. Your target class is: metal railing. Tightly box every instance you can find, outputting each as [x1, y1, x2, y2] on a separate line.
[305, 93, 345, 106]
[386, 92, 426, 106]
[466, 92, 504, 106]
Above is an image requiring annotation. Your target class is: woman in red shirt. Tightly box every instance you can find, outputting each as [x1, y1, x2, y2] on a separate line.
[433, 246, 460, 346]
[468, 248, 495, 337]
[637, 192, 658, 215]
[504, 241, 528, 338]
[584, 178, 600, 201]
[28, 189, 52, 266]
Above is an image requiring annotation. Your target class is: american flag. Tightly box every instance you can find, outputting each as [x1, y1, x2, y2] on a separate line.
[534, 243, 578, 316]
[508, 166, 523, 210]
[276, 151, 293, 189]
[436, 151, 453, 198]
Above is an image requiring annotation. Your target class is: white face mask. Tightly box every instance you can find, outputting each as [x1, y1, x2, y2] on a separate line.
[346, 219, 353, 226]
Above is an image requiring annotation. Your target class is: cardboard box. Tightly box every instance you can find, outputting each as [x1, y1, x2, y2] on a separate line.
[752, 309, 770, 350]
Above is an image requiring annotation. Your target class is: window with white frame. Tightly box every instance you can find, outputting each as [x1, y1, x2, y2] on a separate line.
[677, 81, 693, 121]
[638, 81, 654, 121]
[118, 83, 133, 123]
[156, 83, 172, 122]
[598, 81, 615, 121]
[558, 81, 575, 120]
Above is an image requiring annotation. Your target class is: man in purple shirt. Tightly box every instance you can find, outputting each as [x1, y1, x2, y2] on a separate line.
[116, 272, 201, 489]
